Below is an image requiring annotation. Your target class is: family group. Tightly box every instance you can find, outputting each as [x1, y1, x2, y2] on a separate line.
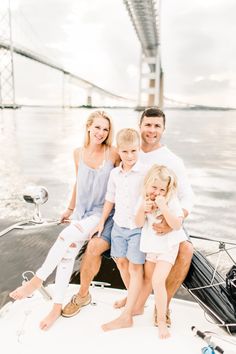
[10, 107, 194, 339]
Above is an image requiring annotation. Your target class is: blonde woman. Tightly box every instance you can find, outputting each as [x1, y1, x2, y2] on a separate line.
[10, 110, 119, 330]
[135, 164, 187, 339]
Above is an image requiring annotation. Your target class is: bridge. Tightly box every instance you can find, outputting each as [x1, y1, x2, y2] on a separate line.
[0, 0, 163, 109]
[124, 0, 163, 109]
[0, 40, 134, 108]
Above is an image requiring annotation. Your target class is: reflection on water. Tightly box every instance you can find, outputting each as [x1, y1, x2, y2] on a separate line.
[0, 107, 236, 302]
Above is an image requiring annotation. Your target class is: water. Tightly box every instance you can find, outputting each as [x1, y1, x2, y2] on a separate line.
[0, 107, 236, 303]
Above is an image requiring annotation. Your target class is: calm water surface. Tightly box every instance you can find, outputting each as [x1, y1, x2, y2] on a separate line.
[0, 107, 236, 303]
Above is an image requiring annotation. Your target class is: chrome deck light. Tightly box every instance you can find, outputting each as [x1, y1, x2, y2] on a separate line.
[0, 185, 59, 238]
[23, 185, 48, 223]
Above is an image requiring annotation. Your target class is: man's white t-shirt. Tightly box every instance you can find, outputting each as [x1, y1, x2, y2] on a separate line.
[139, 146, 194, 214]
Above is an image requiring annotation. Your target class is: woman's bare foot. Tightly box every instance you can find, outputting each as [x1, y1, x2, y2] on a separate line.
[113, 297, 127, 309]
[40, 304, 62, 331]
[9, 276, 42, 300]
[102, 314, 133, 332]
[158, 321, 170, 339]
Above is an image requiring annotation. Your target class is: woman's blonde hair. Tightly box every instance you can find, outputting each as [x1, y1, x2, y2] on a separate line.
[116, 128, 140, 148]
[84, 110, 113, 147]
[143, 164, 178, 202]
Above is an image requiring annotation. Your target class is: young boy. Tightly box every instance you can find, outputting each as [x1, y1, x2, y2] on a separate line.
[96, 128, 146, 331]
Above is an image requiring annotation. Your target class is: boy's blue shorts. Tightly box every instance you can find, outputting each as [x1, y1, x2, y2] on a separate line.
[110, 222, 146, 264]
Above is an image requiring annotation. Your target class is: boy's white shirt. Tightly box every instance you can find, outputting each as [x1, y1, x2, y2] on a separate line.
[139, 146, 194, 214]
[105, 160, 147, 229]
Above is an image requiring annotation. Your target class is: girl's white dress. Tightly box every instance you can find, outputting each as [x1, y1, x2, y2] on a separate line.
[140, 195, 187, 254]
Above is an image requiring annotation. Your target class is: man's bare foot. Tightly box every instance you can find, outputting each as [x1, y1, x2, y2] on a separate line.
[40, 305, 62, 331]
[102, 314, 133, 332]
[113, 297, 127, 309]
[9, 276, 42, 300]
[158, 321, 170, 339]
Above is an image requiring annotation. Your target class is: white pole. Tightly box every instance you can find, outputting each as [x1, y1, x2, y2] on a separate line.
[8, 0, 16, 108]
[138, 46, 143, 108]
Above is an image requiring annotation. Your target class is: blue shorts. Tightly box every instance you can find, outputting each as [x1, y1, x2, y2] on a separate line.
[90, 210, 114, 259]
[111, 223, 146, 264]
[100, 211, 114, 245]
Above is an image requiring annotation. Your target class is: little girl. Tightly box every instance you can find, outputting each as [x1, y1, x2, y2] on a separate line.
[135, 164, 187, 339]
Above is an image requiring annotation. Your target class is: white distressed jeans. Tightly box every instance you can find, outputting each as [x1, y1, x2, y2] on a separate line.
[36, 214, 100, 304]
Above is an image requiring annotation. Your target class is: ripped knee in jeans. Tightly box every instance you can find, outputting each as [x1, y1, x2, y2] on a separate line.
[58, 236, 76, 248]
[69, 242, 77, 248]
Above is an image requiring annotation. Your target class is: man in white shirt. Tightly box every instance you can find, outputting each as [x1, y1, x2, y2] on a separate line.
[62, 107, 194, 322]
[128, 107, 194, 323]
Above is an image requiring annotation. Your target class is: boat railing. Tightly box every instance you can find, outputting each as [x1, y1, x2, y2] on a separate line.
[184, 235, 236, 335]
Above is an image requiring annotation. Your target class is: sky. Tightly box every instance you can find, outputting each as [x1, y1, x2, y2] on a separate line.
[1, 0, 236, 107]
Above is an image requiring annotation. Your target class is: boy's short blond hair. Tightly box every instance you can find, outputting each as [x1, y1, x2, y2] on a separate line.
[116, 128, 140, 148]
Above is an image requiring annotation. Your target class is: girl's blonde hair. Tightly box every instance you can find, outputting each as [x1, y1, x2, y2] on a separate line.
[143, 164, 178, 202]
[116, 128, 140, 148]
[84, 110, 113, 147]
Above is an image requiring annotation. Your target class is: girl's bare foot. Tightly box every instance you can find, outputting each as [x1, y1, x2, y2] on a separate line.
[40, 304, 62, 331]
[9, 276, 42, 300]
[113, 297, 127, 309]
[158, 321, 170, 339]
[102, 314, 133, 332]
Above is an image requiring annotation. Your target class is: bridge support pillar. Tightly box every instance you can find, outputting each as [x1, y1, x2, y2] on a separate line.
[159, 68, 164, 109]
[62, 72, 71, 108]
[147, 78, 155, 106]
[86, 87, 93, 107]
[137, 51, 163, 109]
[0, 1, 17, 108]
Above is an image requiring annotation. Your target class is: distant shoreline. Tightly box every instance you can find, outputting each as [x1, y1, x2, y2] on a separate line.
[1, 105, 235, 111]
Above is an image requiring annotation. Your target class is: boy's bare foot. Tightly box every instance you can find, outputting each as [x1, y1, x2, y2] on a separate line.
[132, 306, 144, 316]
[113, 297, 127, 309]
[40, 305, 62, 331]
[102, 314, 133, 332]
[9, 276, 42, 300]
[158, 321, 170, 339]
[113, 298, 143, 315]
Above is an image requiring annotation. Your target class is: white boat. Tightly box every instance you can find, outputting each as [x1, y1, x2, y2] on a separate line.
[0, 186, 236, 353]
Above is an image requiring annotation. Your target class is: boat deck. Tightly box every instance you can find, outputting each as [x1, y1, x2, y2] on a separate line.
[0, 284, 235, 354]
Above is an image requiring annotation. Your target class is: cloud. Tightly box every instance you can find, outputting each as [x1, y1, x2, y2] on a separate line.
[162, 0, 236, 105]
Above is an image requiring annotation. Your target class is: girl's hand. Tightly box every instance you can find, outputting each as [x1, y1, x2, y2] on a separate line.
[144, 197, 155, 214]
[60, 209, 73, 223]
[155, 196, 167, 209]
